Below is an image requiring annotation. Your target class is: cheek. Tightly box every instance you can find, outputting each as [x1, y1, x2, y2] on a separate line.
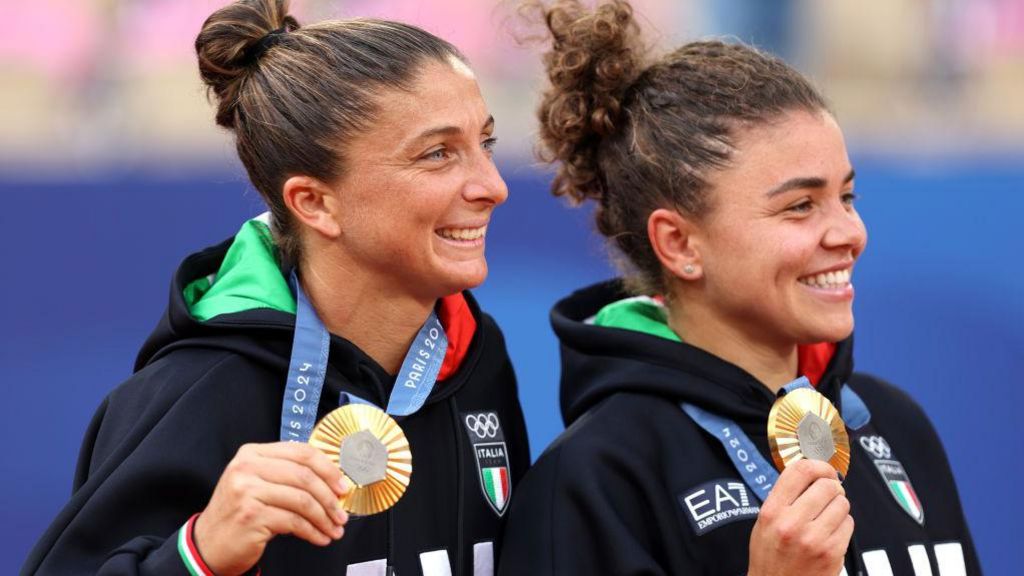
[354, 186, 438, 239]
[772, 236, 817, 278]
[710, 222, 807, 283]
[767, 219, 831, 277]
[403, 175, 459, 223]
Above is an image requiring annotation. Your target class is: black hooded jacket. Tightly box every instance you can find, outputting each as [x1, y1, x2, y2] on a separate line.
[499, 280, 979, 576]
[23, 220, 529, 576]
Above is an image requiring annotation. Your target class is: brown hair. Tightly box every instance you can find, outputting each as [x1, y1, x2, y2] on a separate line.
[196, 0, 467, 265]
[530, 0, 828, 294]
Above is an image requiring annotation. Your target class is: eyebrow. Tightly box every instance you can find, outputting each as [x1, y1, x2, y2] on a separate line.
[765, 169, 856, 198]
[411, 115, 495, 143]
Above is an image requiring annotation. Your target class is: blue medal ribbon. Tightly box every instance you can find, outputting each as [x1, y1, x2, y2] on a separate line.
[279, 271, 448, 442]
[682, 376, 871, 502]
[280, 271, 331, 442]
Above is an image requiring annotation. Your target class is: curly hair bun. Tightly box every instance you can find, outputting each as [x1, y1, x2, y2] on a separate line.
[532, 0, 643, 204]
[195, 0, 300, 129]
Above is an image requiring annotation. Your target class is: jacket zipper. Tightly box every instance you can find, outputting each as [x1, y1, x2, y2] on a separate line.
[449, 396, 465, 576]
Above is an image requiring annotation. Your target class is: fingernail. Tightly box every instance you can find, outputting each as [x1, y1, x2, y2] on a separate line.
[333, 525, 345, 539]
[338, 478, 350, 494]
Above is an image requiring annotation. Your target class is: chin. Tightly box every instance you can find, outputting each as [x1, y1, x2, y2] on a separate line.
[807, 320, 854, 344]
[437, 263, 488, 295]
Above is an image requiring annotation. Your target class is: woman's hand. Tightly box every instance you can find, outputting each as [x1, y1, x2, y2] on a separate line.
[748, 459, 853, 576]
[193, 442, 351, 575]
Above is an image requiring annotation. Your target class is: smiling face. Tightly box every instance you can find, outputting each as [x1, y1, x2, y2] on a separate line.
[326, 57, 508, 300]
[689, 109, 867, 347]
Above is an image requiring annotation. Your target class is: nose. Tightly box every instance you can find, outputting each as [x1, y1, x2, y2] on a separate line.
[822, 201, 867, 257]
[462, 151, 509, 207]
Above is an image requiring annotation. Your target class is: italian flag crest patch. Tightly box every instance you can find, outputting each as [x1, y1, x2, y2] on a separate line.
[875, 459, 925, 525]
[462, 411, 512, 516]
[857, 433, 925, 526]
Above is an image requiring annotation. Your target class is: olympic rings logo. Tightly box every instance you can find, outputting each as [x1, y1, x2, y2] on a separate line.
[859, 435, 892, 459]
[465, 413, 500, 439]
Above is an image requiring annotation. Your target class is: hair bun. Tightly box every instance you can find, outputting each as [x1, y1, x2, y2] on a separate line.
[532, 0, 642, 203]
[195, 0, 300, 129]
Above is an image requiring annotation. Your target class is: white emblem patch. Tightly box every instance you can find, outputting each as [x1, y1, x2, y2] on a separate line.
[462, 411, 512, 516]
[679, 479, 760, 535]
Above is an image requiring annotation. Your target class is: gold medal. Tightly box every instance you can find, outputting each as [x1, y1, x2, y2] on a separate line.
[309, 403, 412, 516]
[767, 388, 850, 476]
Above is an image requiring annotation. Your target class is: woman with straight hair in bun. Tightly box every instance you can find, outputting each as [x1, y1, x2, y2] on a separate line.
[499, 1, 978, 575]
[23, 1, 529, 574]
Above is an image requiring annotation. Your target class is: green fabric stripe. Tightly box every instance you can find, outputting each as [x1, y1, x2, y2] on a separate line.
[185, 219, 296, 321]
[592, 296, 681, 342]
[177, 526, 203, 576]
[483, 468, 497, 502]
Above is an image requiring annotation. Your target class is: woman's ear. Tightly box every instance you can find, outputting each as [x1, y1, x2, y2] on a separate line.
[648, 208, 703, 280]
[282, 175, 342, 239]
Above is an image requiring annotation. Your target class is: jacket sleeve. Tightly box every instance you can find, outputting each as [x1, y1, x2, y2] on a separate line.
[498, 438, 672, 576]
[852, 375, 983, 575]
[22, 353, 273, 576]
[892, 383, 983, 575]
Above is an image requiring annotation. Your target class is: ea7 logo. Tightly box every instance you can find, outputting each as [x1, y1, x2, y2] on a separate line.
[679, 479, 760, 536]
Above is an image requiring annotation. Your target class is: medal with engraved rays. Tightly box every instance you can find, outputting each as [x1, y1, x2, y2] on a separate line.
[308, 403, 412, 516]
[767, 388, 850, 477]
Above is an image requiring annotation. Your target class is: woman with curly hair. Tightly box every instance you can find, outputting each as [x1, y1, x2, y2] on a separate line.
[499, 1, 979, 574]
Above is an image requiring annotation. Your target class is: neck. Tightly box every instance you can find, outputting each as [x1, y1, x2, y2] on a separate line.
[667, 298, 797, 394]
[299, 250, 435, 375]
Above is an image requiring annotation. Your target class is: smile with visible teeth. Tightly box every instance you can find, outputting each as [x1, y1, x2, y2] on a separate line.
[436, 225, 487, 241]
[798, 268, 852, 290]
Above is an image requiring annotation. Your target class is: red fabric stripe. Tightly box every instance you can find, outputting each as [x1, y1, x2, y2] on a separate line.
[185, 514, 215, 576]
[499, 466, 509, 495]
[797, 342, 835, 386]
[436, 293, 477, 381]
[906, 483, 923, 511]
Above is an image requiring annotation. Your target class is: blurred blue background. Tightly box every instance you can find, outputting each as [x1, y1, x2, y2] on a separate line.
[3, 164, 1021, 574]
[2, 1, 1022, 574]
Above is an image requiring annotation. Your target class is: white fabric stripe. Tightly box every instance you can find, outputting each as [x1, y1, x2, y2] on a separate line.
[863, 549, 895, 576]
[474, 542, 494, 576]
[490, 468, 506, 509]
[346, 558, 387, 576]
[839, 567, 849, 576]
[420, 549, 453, 576]
[908, 544, 934, 576]
[176, 525, 202, 576]
[934, 542, 967, 576]
[895, 482, 922, 518]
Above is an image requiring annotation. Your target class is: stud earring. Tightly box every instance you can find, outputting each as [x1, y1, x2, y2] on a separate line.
[683, 265, 695, 275]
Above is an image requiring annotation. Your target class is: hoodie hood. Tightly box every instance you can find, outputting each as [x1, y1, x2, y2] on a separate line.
[183, 217, 295, 321]
[136, 216, 478, 402]
[552, 280, 854, 427]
